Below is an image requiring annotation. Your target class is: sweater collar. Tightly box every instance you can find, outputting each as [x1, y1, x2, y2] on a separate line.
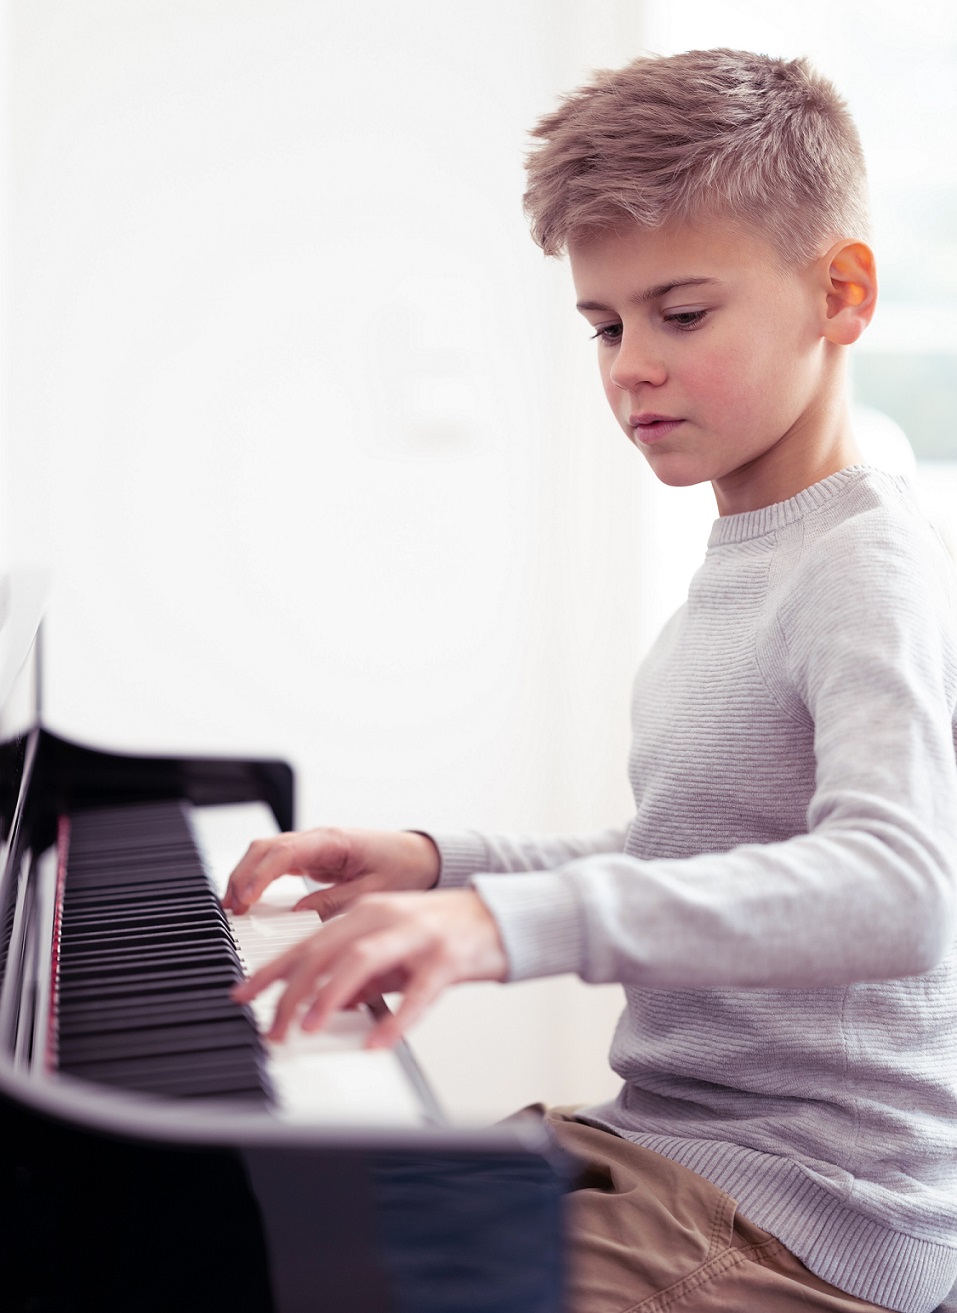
[706, 465, 903, 548]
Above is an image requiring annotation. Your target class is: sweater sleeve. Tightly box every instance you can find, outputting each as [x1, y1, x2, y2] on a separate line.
[471, 509, 957, 987]
[432, 826, 628, 888]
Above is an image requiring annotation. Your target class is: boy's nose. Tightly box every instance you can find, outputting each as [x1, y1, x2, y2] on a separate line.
[608, 335, 667, 391]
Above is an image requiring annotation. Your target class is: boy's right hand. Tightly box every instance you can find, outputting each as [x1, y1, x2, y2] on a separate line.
[221, 828, 441, 919]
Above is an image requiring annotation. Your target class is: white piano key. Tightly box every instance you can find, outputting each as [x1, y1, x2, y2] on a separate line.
[189, 802, 427, 1126]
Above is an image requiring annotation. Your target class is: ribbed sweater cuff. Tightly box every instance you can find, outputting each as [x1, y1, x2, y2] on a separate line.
[471, 872, 584, 981]
[429, 831, 492, 888]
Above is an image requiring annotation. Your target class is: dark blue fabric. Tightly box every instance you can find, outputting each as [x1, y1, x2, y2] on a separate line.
[373, 1151, 567, 1313]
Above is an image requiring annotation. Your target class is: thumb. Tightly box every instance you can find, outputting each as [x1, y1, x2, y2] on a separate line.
[295, 882, 362, 920]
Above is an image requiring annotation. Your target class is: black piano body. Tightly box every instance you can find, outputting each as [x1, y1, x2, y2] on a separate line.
[0, 585, 567, 1312]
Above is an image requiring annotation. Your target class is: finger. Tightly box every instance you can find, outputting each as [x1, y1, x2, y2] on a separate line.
[222, 838, 293, 913]
[366, 965, 449, 1049]
[225, 828, 358, 914]
[223, 833, 318, 913]
[266, 954, 328, 1040]
[259, 912, 378, 1038]
[330, 974, 407, 1010]
[231, 935, 311, 1003]
[294, 877, 378, 920]
[297, 930, 414, 1036]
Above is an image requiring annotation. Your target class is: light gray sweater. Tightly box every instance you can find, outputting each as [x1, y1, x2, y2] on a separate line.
[434, 467, 957, 1313]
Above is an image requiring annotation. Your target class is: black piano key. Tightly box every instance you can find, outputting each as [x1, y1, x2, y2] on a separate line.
[55, 964, 241, 1003]
[58, 992, 249, 1035]
[60, 899, 220, 922]
[59, 1016, 261, 1064]
[59, 926, 235, 952]
[59, 1046, 269, 1097]
[61, 910, 232, 933]
[59, 943, 238, 978]
[63, 885, 219, 907]
[68, 851, 205, 876]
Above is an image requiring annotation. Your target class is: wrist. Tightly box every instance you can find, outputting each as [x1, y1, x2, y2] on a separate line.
[403, 831, 442, 889]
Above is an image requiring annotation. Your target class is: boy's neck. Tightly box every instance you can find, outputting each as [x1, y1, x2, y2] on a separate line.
[711, 393, 863, 518]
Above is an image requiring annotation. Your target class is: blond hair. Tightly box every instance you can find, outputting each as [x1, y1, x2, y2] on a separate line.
[524, 48, 870, 263]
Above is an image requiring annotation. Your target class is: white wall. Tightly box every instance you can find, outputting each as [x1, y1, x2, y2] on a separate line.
[5, 0, 659, 1121]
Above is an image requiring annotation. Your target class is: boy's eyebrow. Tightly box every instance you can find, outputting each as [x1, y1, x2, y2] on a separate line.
[576, 277, 721, 312]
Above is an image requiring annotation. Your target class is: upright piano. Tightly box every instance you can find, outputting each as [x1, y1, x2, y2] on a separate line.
[0, 578, 567, 1312]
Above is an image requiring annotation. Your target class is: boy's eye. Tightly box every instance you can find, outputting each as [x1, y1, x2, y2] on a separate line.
[664, 309, 708, 330]
[590, 323, 622, 344]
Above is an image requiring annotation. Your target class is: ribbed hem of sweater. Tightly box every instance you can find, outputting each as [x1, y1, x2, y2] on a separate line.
[577, 1112, 957, 1313]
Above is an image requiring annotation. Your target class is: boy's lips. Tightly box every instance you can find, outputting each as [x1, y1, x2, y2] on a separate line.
[629, 413, 684, 443]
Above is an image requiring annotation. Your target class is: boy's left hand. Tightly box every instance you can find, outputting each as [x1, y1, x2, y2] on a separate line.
[230, 889, 508, 1047]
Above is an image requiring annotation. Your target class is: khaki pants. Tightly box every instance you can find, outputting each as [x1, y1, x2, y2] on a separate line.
[543, 1108, 891, 1313]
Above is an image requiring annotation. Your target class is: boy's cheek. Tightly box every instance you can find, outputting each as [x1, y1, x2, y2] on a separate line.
[600, 371, 631, 419]
[691, 359, 752, 415]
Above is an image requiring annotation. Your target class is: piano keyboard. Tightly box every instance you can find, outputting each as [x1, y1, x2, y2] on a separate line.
[48, 799, 431, 1126]
[55, 802, 271, 1102]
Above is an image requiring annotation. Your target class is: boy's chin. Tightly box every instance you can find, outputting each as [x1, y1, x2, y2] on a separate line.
[641, 456, 713, 491]
[655, 472, 712, 490]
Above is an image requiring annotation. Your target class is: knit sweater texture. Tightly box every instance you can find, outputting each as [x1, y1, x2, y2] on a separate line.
[434, 467, 957, 1313]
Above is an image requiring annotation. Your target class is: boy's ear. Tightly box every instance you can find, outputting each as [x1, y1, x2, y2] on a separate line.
[819, 240, 877, 345]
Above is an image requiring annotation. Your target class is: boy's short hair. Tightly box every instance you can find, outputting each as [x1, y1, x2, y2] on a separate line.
[524, 48, 870, 264]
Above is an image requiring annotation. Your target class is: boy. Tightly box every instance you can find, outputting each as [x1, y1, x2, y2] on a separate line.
[225, 50, 957, 1313]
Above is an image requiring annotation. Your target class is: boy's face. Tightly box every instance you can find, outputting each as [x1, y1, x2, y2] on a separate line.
[569, 221, 859, 514]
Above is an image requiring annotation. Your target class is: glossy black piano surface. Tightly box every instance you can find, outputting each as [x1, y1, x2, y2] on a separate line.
[0, 583, 567, 1312]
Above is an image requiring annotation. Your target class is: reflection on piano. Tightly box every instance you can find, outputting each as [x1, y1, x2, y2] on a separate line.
[0, 579, 566, 1312]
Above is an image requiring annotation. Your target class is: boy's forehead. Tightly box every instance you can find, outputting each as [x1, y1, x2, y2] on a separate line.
[568, 221, 788, 304]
